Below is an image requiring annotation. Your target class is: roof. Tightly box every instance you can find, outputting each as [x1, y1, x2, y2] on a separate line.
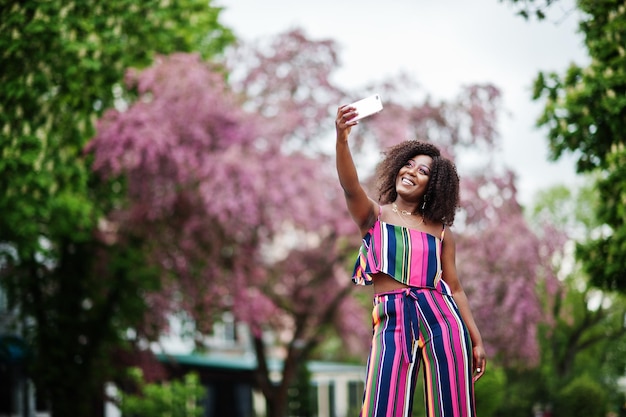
[157, 352, 260, 371]
[156, 352, 364, 374]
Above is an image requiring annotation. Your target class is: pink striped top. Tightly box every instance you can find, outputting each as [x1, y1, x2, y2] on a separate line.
[352, 217, 448, 293]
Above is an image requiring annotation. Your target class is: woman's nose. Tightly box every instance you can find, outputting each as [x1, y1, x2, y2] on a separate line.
[406, 165, 418, 175]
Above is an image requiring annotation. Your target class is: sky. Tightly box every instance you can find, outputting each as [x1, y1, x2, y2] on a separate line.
[216, 0, 589, 205]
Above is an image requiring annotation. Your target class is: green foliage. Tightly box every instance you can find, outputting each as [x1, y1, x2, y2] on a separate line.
[119, 369, 205, 417]
[474, 365, 506, 417]
[499, 0, 557, 20]
[531, 1, 626, 172]
[406, 368, 507, 417]
[496, 367, 547, 417]
[0, 0, 234, 415]
[0, 0, 235, 251]
[527, 183, 626, 414]
[497, 0, 626, 409]
[577, 148, 626, 291]
[287, 363, 315, 417]
[411, 377, 426, 417]
[554, 374, 606, 417]
[529, 1, 626, 292]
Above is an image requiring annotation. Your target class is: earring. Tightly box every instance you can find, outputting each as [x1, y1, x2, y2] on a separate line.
[421, 199, 426, 211]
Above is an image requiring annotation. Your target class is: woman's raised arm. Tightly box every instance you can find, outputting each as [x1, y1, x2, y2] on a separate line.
[335, 105, 378, 235]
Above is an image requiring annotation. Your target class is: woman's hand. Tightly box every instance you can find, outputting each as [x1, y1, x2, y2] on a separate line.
[472, 344, 487, 382]
[335, 105, 358, 143]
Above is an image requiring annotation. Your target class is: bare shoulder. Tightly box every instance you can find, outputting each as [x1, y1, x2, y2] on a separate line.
[441, 226, 457, 254]
[443, 226, 456, 241]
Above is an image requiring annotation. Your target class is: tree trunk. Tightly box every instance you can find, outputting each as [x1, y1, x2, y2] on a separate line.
[253, 333, 299, 417]
[48, 387, 103, 417]
[36, 329, 105, 417]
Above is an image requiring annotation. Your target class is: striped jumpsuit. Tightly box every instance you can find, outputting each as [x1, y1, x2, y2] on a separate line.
[352, 217, 476, 417]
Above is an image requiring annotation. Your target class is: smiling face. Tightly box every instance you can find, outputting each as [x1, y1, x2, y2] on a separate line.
[395, 154, 433, 201]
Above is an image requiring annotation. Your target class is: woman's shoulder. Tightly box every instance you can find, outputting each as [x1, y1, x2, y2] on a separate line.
[440, 225, 457, 249]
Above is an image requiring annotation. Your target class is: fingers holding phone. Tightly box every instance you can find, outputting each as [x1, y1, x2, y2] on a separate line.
[335, 105, 357, 141]
[336, 94, 383, 141]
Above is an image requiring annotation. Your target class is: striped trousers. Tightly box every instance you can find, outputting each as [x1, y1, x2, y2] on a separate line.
[360, 287, 476, 417]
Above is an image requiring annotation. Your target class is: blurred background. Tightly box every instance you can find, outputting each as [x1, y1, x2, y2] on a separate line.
[1, 1, 625, 417]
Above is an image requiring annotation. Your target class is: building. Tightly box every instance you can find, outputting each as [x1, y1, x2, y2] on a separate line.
[143, 353, 365, 417]
[104, 315, 366, 417]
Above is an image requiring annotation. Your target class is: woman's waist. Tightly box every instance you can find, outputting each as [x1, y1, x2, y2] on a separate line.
[372, 272, 442, 294]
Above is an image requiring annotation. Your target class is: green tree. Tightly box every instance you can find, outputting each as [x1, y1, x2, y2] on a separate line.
[497, 0, 626, 404]
[527, 183, 626, 415]
[0, 1, 233, 415]
[508, 0, 626, 292]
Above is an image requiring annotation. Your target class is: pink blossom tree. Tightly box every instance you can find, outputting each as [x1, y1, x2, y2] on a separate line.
[455, 171, 564, 366]
[87, 28, 560, 416]
[88, 33, 366, 416]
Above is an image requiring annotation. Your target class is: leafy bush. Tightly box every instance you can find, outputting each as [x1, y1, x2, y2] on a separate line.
[554, 375, 606, 417]
[119, 368, 205, 417]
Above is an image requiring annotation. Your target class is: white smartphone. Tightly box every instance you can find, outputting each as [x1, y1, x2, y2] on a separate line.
[349, 94, 383, 121]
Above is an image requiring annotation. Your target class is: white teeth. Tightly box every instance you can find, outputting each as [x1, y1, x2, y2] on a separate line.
[402, 178, 414, 186]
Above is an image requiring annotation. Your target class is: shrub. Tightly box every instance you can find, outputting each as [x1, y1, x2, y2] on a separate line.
[554, 374, 606, 417]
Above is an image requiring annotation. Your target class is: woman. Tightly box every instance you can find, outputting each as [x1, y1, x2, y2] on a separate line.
[335, 104, 486, 417]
